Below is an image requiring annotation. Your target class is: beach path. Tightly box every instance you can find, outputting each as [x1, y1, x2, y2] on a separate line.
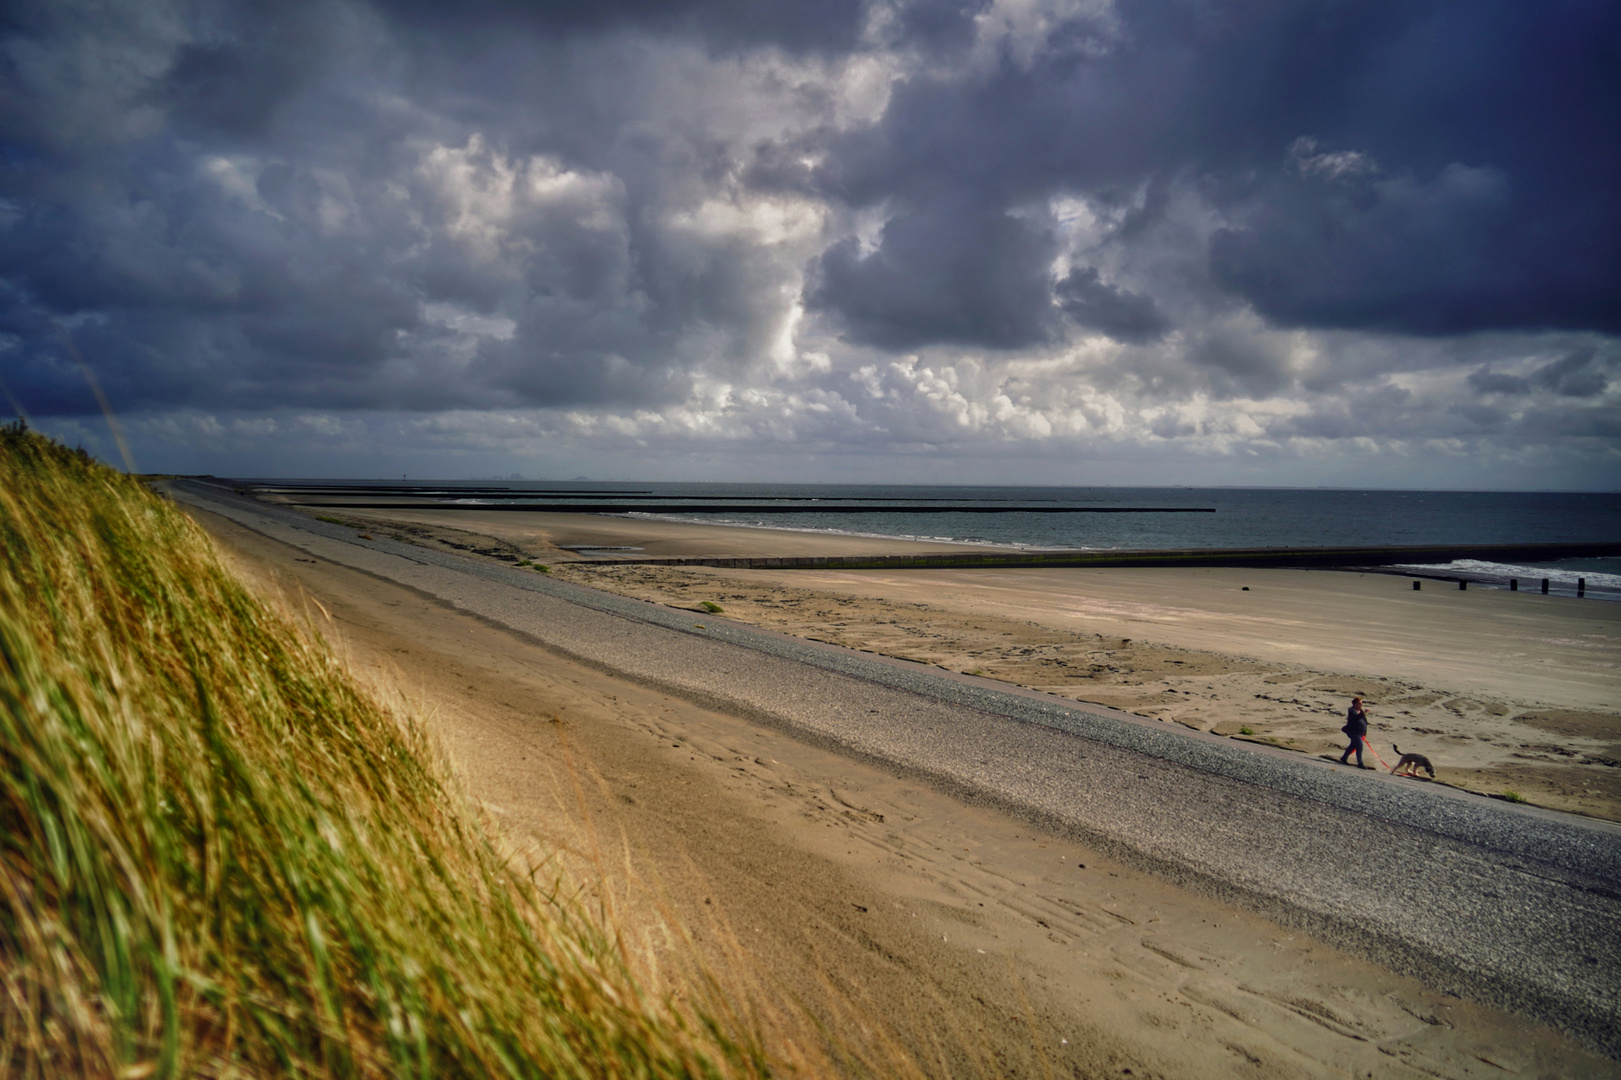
[168, 481, 1621, 1072]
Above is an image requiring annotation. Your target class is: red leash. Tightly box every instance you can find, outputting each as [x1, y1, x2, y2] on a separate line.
[1361, 737, 1392, 770]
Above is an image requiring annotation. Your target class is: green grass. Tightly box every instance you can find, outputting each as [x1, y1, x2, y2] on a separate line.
[698, 602, 723, 614]
[0, 424, 775, 1079]
[314, 516, 344, 525]
[1501, 790, 1527, 804]
[1238, 726, 1254, 736]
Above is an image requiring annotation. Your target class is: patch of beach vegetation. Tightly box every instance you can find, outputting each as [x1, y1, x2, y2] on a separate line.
[0, 424, 791, 1079]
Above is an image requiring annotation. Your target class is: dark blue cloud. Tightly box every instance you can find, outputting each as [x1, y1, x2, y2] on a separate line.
[1201, 0, 1620, 334]
[808, 0, 1621, 346]
[1469, 346, 1611, 398]
[375, 0, 869, 56]
[1055, 267, 1167, 344]
[810, 195, 1060, 349]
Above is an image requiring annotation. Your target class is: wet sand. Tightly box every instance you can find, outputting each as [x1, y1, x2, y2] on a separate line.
[182, 495, 1620, 1078]
[323, 506, 991, 558]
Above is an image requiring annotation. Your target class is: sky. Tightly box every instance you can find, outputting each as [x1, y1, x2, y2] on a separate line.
[1, 0, 1617, 487]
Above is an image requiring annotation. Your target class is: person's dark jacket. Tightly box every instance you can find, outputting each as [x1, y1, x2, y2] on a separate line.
[1342, 704, 1368, 739]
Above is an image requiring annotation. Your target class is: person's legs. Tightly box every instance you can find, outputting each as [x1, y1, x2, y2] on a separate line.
[1353, 738, 1365, 767]
[1338, 737, 1355, 764]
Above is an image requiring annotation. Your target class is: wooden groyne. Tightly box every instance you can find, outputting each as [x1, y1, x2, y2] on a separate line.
[557, 541, 1621, 571]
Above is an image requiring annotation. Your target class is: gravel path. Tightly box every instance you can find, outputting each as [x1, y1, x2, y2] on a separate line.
[171, 480, 1621, 1056]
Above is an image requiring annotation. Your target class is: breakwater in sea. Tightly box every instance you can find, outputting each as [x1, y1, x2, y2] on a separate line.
[551, 539, 1621, 573]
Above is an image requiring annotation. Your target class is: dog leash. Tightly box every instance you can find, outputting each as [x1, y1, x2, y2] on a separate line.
[1360, 737, 1393, 770]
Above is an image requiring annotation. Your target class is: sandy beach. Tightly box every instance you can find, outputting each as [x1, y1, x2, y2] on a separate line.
[168, 492, 1621, 1077]
[341, 505, 1621, 823]
[293, 504, 997, 558]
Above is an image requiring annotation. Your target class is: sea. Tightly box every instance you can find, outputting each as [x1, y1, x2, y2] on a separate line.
[260, 481, 1621, 601]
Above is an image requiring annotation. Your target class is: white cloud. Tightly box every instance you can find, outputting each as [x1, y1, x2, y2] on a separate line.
[668, 194, 824, 247]
[418, 136, 628, 263]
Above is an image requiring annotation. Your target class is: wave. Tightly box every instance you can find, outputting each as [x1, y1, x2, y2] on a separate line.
[1392, 558, 1621, 589]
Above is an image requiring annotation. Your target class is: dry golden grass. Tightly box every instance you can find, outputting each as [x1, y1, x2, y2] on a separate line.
[0, 424, 790, 1079]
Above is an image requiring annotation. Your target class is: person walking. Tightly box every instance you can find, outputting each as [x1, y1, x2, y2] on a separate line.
[1338, 696, 1369, 768]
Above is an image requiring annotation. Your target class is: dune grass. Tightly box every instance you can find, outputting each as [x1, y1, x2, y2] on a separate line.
[0, 423, 775, 1079]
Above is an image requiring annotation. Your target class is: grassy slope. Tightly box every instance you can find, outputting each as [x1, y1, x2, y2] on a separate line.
[0, 425, 769, 1079]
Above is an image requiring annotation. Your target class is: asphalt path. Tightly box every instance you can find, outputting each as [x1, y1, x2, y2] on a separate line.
[168, 480, 1621, 1056]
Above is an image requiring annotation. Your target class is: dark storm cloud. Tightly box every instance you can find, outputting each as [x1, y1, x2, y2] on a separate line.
[376, 0, 867, 56]
[152, 2, 333, 139]
[1185, 327, 1296, 399]
[1054, 267, 1167, 344]
[1205, 1, 1621, 336]
[1467, 368, 1531, 397]
[1517, 403, 1621, 440]
[807, 0, 1620, 350]
[810, 196, 1061, 349]
[1207, 156, 1618, 337]
[0, 133, 425, 411]
[1468, 346, 1611, 399]
[1530, 348, 1610, 398]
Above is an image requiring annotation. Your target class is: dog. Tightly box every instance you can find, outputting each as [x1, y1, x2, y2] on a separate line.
[1390, 745, 1436, 778]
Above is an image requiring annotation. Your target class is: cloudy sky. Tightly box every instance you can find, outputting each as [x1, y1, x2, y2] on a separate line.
[2, 0, 1617, 486]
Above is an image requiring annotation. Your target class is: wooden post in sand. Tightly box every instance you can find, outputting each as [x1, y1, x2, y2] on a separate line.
[1510, 578, 1518, 591]
[1412, 580, 1421, 590]
[1542, 578, 1550, 594]
[1578, 577, 1586, 598]
[1458, 579, 1467, 590]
